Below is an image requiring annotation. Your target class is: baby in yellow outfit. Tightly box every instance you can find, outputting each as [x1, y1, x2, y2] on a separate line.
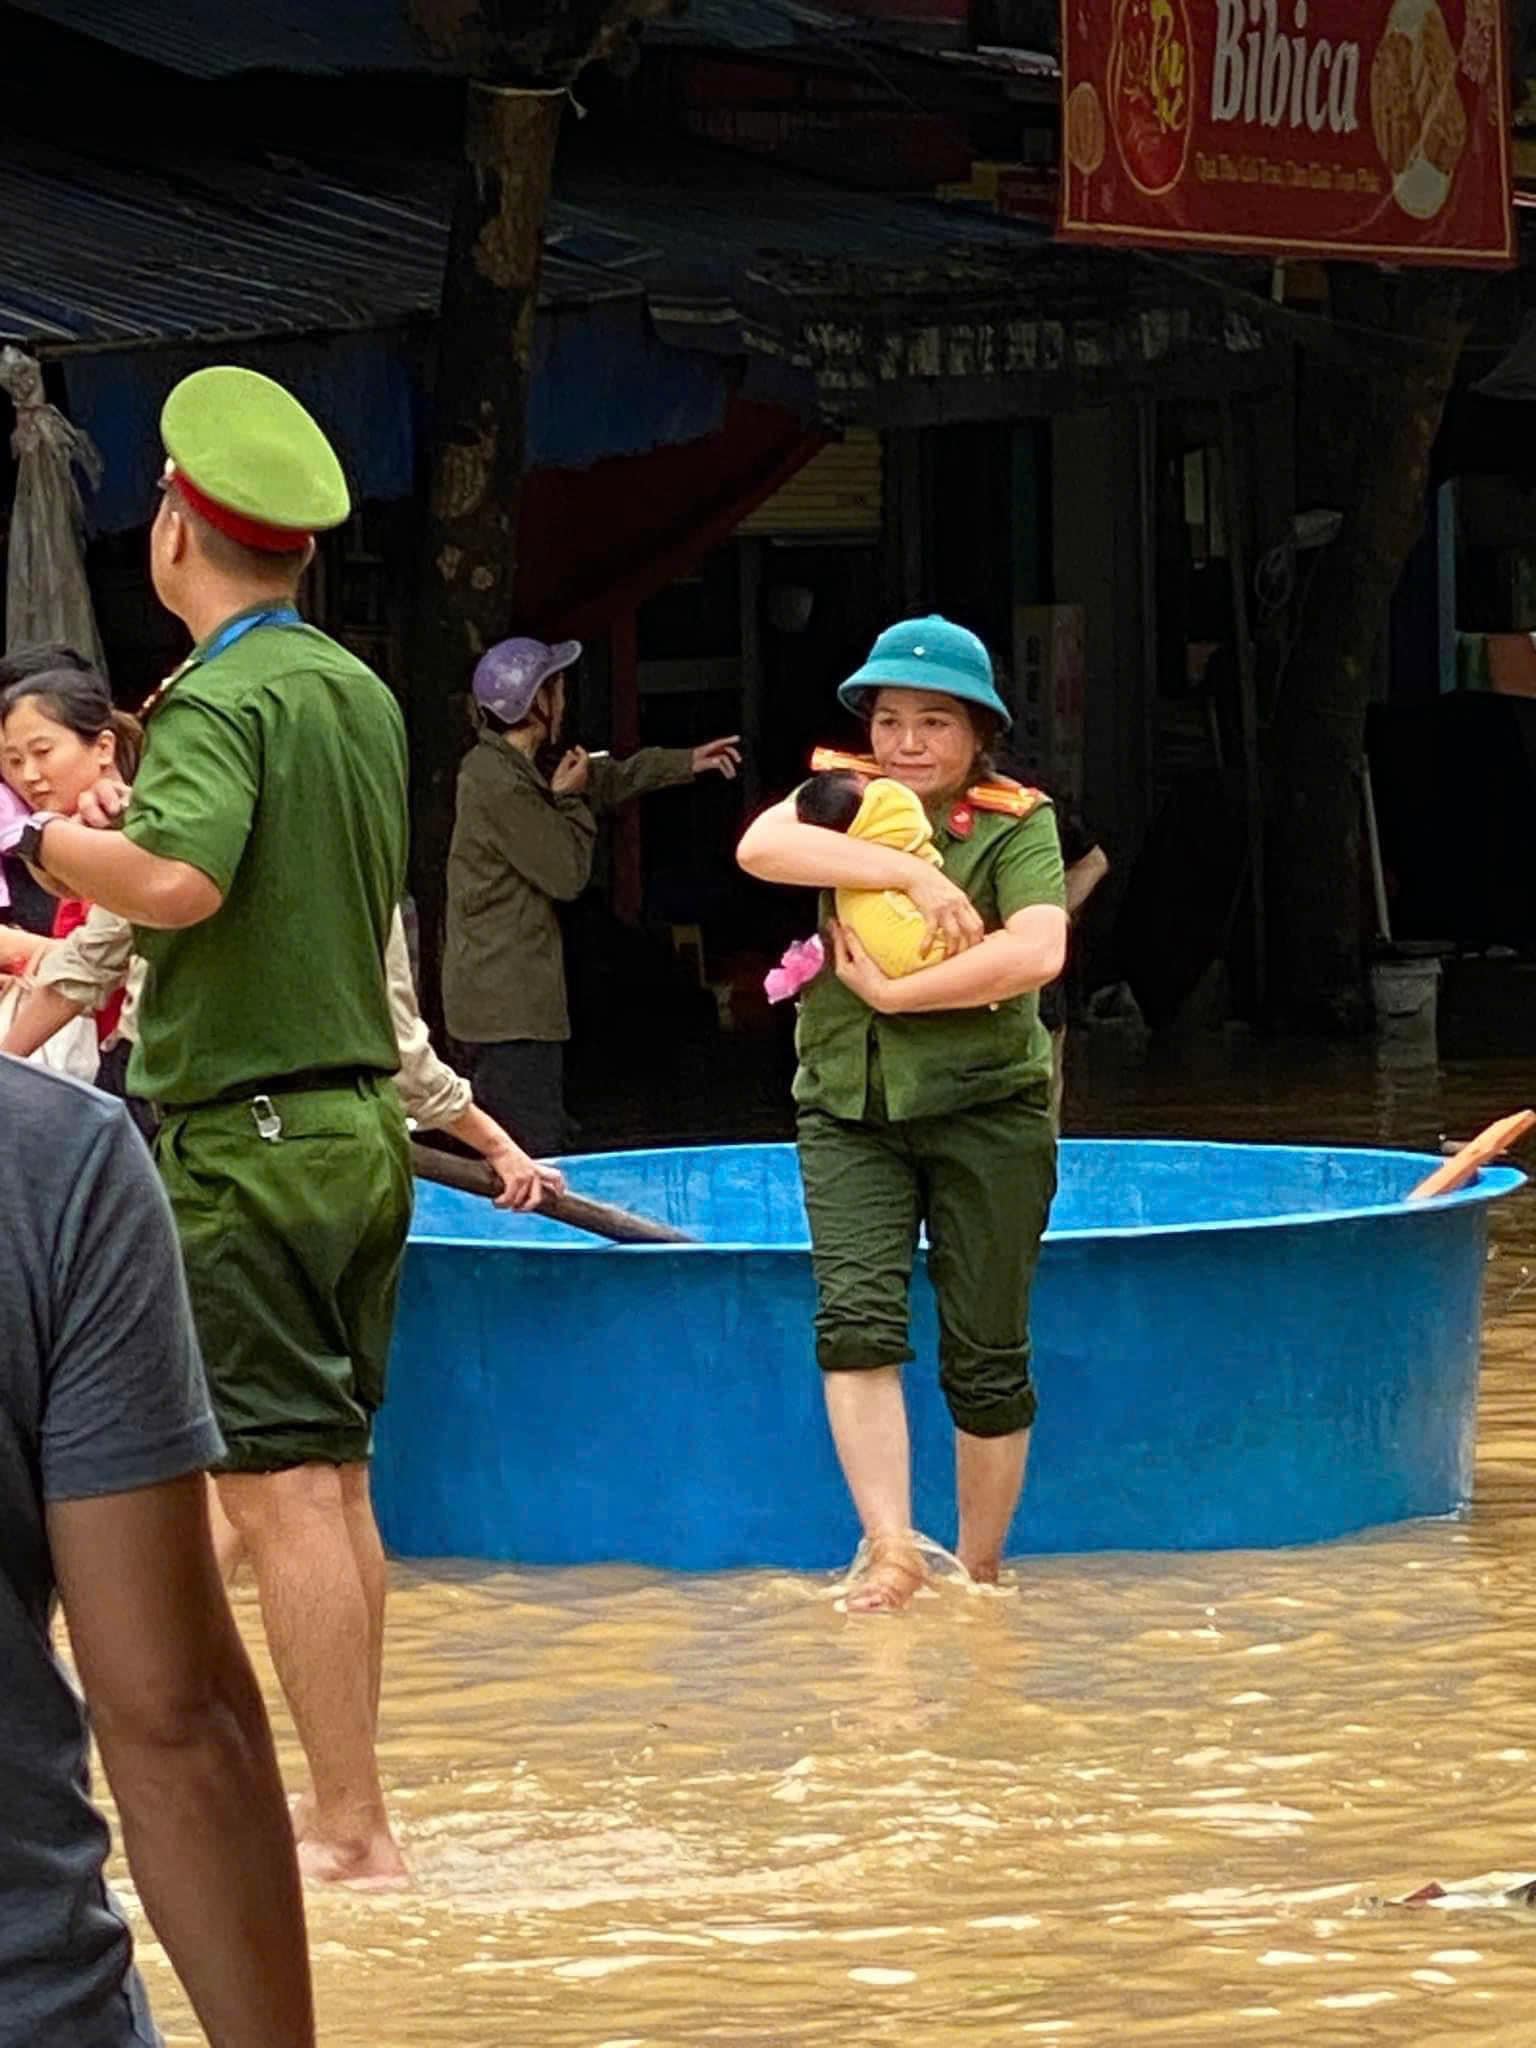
[794, 770, 949, 977]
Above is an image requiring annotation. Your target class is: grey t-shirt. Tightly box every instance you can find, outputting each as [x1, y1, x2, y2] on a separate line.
[0, 1057, 223, 2047]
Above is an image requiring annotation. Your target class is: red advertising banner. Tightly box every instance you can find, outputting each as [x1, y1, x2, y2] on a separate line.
[1059, 0, 1515, 268]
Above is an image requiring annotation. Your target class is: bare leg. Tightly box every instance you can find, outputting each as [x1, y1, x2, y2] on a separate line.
[954, 1429, 1031, 1584]
[206, 1476, 247, 1587]
[288, 1463, 388, 1846]
[218, 1465, 407, 1888]
[338, 1462, 387, 1733]
[823, 1369, 926, 1614]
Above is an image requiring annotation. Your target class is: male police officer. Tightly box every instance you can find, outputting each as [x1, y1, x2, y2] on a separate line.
[17, 367, 414, 1886]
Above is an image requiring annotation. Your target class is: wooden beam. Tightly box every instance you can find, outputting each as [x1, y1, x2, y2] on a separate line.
[611, 608, 642, 923]
[1220, 395, 1267, 1016]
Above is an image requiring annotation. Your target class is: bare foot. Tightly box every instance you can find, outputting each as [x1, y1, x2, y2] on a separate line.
[295, 1828, 411, 1891]
[844, 1534, 928, 1615]
[958, 1555, 1001, 1586]
[288, 1790, 316, 1840]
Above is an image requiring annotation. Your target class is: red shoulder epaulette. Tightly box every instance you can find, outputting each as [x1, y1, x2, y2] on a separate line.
[809, 747, 1047, 820]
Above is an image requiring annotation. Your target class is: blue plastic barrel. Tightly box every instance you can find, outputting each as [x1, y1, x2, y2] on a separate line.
[373, 1141, 1522, 1568]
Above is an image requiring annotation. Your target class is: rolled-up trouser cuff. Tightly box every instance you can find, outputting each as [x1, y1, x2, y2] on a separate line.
[215, 1425, 374, 1475]
[816, 1326, 915, 1374]
[945, 1381, 1038, 1439]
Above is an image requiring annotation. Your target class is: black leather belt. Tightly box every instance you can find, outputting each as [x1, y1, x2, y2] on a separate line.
[159, 1066, 379, 1117]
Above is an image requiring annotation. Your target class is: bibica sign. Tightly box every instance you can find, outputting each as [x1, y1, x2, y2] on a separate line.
[1059, 0, 1514, 267]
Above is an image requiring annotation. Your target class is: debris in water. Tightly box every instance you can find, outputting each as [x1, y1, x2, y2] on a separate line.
[1380, 1873, 1536, 1911]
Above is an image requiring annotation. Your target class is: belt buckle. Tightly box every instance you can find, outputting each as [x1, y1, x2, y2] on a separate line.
[251, 1094, 284, 1143]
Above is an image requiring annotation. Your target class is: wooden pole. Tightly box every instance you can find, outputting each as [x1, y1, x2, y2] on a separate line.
[1137, 394, 1159, 826]
[1360, 755, 1392, 947]
[1220, 395, 1267, 1016]
[412, 1140, 695, 1244]
[738, 537, 765, 815]
[1407, 1112, 1536, 1202]
[609, 608, 642, 922]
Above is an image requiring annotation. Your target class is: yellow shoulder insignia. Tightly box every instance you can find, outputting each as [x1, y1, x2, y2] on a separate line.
[809, 747, 1047, 820]
[810, 746, 878, 776]
[968, 781, 1047, 819]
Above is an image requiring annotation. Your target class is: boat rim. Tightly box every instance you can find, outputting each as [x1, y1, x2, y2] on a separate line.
[407, 1137, 1528, 1254]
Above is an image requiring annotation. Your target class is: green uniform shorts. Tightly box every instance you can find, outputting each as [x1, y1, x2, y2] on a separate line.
[156, 1077, 413, 1474]
[796, 1087, 1056, 1438]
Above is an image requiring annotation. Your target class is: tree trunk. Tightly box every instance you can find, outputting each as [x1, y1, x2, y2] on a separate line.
[1265, 267, 1478, 1030]
[408, 0, 674, 83]
[407, 81, 563, 1029]
[405, 0, 675, 1029]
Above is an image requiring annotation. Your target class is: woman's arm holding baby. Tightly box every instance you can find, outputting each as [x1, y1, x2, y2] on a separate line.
[831, 904, 1067, 1015]
[737, 798, 983, 954]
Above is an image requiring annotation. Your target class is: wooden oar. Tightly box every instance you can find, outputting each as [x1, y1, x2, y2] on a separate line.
[1407, 1110, 1536, 1202]
[411, 1141, 695, 1246]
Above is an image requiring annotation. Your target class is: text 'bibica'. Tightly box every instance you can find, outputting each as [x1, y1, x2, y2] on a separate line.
[1212, 0, 1362, 135]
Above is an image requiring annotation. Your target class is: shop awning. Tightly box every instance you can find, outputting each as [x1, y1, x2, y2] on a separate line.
[3, 0, 959, 73]
[0, 135, 1281, 530]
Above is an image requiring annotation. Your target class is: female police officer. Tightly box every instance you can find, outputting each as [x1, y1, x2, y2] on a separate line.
[738, 617, 1067, 1613]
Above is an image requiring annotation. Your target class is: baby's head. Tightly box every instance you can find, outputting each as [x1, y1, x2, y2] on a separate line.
[795, 770, 868, 833]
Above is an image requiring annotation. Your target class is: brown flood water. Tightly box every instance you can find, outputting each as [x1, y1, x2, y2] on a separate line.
[126, 1043, 1536, 2046]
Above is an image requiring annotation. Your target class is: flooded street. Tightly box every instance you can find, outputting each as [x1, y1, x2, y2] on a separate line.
[131, 1045, 1536, 2046]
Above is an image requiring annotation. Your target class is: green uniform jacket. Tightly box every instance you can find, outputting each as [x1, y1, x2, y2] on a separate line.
[123, 612, 407, 1105]
[443, 732, 693, 1044]
[794, 801, 1065, 1123]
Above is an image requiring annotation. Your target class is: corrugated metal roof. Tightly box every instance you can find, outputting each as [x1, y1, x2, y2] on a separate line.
[0, 137, 1060, 353]
[2, 0, 458, 78]
[7, 0, 968, 74]
[0, 151, 438, 345]
[649, 0, 852, 50]
[0, 143, 652, 350]
[0, 132, 1273, 422]
[941, 43, 1058, 78]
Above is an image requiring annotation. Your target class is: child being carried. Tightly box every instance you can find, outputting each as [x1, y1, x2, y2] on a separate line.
[764, 770, 949, 1002]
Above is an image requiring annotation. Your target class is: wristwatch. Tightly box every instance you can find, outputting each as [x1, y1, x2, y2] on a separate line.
[15, 810, 63, 867]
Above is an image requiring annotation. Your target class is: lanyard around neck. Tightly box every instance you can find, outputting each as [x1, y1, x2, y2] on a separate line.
[140, 604, 305, 723]
[203, 603, 302, 663]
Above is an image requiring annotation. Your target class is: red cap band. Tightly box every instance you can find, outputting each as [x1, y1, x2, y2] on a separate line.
[169, 471, 313, 554]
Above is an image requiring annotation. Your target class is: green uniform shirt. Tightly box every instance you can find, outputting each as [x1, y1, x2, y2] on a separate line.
[794, 801, 1065, 1123]
[443, 732, 694, 1045]
[123, 611, 407, 1104]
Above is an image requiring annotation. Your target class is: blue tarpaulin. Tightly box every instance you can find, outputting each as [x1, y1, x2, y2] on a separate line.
[62, 337, 425, 534]
[62, 310, 730, 533]
[530, 298, 727, 476]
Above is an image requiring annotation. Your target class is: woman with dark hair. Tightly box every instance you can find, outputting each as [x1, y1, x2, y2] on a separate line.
[0, 643, 92, 934]
[738, 616, 1068, 1613]
[0, 661, 567, 1206]
[0, 666, 144, 1105]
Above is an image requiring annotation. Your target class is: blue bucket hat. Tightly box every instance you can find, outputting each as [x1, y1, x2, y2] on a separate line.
[837, 615, 1011, 730]
[472, 637, 581, 726]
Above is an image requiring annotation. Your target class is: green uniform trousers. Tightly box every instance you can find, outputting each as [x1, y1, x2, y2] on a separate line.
[156, 1076, 413, 1474]
[796, 1088, 1056, 1438]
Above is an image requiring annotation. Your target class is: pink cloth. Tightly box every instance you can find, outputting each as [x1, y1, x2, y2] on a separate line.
[764, 934, 825, 1005]
[0, 785, 29, 910]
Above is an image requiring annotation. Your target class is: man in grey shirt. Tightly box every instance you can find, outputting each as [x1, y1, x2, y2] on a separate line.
[0, 1055, 313, 2047]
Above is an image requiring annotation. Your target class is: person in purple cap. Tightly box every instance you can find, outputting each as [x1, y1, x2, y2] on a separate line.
[444, 637, 741, 1155]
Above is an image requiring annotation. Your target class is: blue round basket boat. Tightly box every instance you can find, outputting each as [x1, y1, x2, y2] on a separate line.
[373, 1141, 1523, 1569]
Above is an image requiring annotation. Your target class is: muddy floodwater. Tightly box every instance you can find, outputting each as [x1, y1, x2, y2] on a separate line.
[125, 1044, 1536, 2046]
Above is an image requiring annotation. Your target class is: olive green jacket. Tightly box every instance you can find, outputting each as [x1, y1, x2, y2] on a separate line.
[443, 732, 693, 1044]
[794, 802, 1065, 1123]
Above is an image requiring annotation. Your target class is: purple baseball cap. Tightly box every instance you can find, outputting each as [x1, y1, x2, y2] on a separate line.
[471, 637, 582, 726]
